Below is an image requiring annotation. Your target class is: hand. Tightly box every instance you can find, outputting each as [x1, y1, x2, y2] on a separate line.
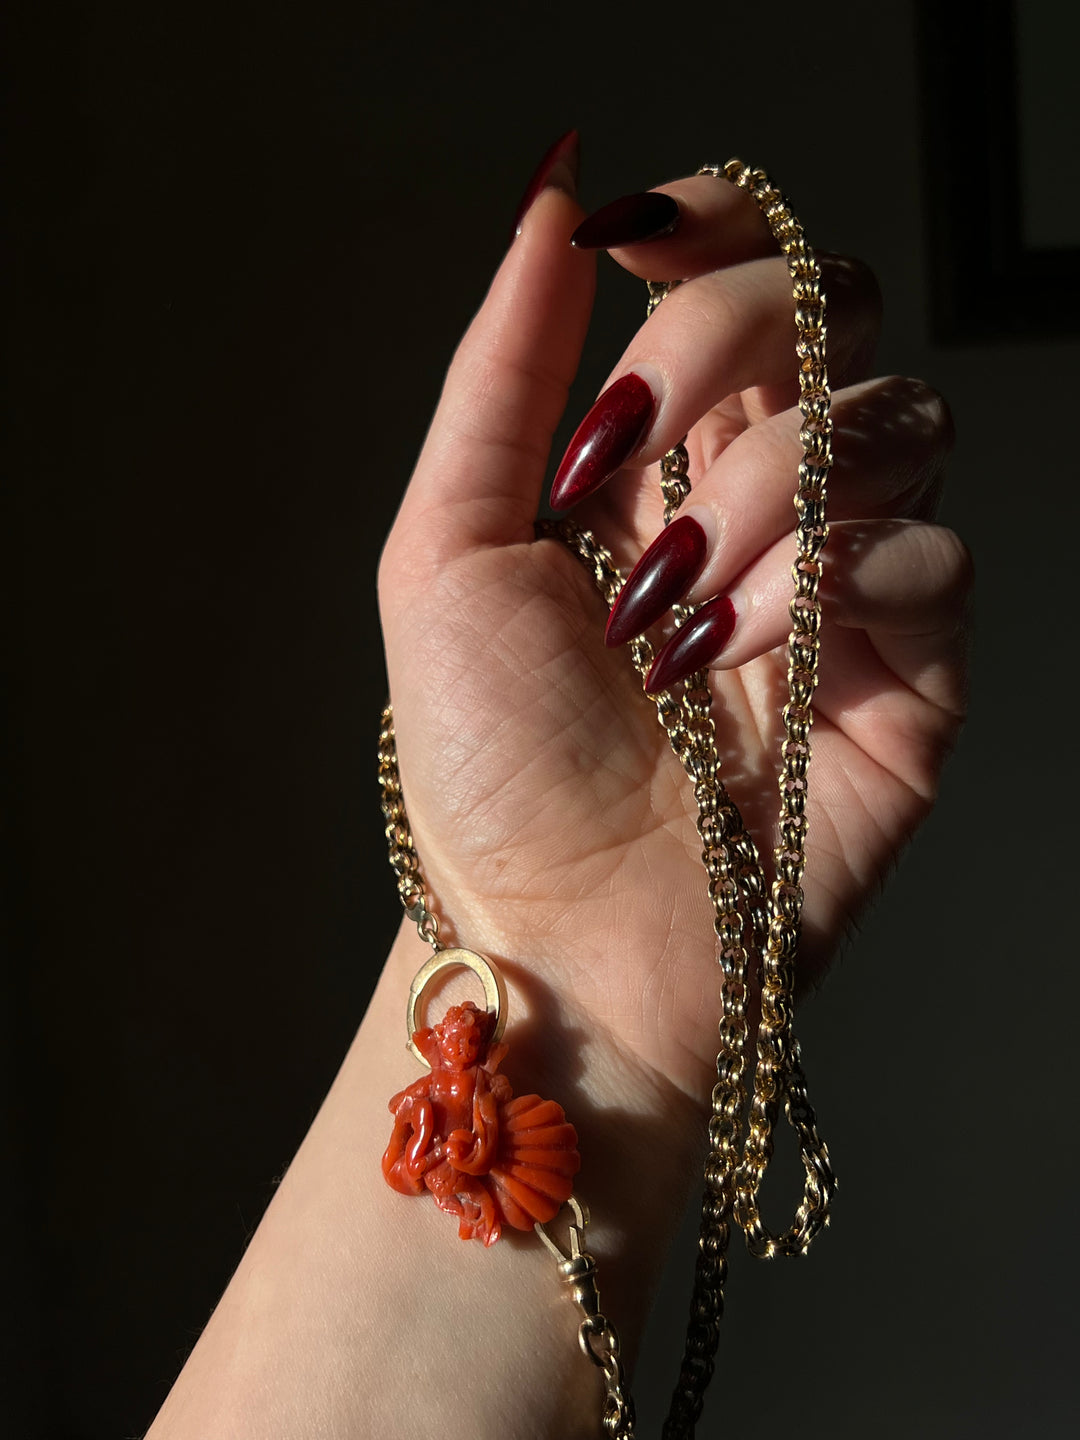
[378, 163, 969, 1117]
[144, 158, 973, 1440]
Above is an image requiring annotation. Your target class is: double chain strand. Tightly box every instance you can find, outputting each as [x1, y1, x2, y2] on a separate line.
[378, 160, 836, 1438]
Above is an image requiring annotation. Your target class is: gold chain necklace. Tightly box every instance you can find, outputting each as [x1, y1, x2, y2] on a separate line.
[377, 159, 836, 1438]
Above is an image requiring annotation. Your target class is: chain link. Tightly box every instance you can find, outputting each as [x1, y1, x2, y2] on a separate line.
[535, 1200, 637, 1438]
[380, 160, 838, 1436]
[377, 704, 442, 951]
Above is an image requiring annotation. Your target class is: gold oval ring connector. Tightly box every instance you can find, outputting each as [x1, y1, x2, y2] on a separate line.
[406, 948, 507, 1066]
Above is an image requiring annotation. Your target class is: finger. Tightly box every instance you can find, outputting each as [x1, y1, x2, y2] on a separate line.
[571, 172, 777, 275]
[714, 252, 882, 430]
[549, 253, 882, 511]
[647, 519, 973, 790]
[600, 374, 952, 646]
[683, 375, 954, 586]
[387, 184, 594, 573]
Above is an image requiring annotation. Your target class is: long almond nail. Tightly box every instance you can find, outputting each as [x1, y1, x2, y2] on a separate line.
[549, 373, 654, 510]
[645, 596, 736, 692]
[571, 192, 680, 249]
[605, 517, 708, 647]
[512, 129, 580, 237]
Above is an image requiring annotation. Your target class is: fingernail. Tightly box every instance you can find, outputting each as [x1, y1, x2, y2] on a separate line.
[570, 191, 680, 250]
[645, 595, 737, 692]
[512, 129, 580, 237]
[549, 373, 655, 510]
[605, 516, 708, 647]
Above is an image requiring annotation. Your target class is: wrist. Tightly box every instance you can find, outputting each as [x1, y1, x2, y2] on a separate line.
[151, 922, 696, 1440]
[382, 920, 704, 1361]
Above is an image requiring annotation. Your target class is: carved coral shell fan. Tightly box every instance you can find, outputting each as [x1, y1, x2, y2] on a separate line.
[487, 1094, 580, 1231]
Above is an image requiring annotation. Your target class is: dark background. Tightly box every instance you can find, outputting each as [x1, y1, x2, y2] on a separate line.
[6, 1, 1079, 1436]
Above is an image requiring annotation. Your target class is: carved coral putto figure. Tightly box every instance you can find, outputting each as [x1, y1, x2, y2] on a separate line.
[382, 1001, 580, 1245]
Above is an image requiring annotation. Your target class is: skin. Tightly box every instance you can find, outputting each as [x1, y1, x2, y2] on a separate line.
[146, 172, 970, 1439]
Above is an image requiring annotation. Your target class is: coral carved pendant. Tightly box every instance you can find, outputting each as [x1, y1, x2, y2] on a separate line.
[382, 950, 580, 1246]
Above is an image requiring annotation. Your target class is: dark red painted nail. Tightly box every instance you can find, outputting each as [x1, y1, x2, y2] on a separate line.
[549, 373, 655, 511]
[571, 192, 680, 250]
[646, 595, 737, 692]
[605, 517, 708, 648]
[512, 129, 580, 237]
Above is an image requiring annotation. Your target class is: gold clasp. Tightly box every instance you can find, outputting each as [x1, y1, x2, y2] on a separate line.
[535, 1197, 603, 1322]
[534, 1194, 590, 1261]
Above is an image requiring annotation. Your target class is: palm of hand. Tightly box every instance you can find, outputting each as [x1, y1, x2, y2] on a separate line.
[383, 504, 934, 1100]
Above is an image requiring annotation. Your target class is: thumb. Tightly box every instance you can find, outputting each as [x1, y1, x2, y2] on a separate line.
[384, 180, 595, 577]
